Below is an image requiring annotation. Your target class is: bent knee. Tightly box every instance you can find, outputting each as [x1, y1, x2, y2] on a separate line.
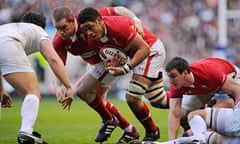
[76, 89, 90, 100]
[150, 100, 169, 109]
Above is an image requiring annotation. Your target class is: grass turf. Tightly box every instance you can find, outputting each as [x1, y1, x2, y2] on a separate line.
[0, 97, 169, 144]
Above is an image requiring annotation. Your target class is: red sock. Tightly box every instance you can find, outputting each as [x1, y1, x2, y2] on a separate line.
[133, 103, 158, 133]
[105, 101, 130, 129]
[88, 94, 112, 121]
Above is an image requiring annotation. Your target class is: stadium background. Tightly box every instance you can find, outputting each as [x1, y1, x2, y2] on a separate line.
[1, 0, 240, 97]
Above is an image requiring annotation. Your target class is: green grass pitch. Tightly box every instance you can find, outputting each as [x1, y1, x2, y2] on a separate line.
[0, 97, 169, 144]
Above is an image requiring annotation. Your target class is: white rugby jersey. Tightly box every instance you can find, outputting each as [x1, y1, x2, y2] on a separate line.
[0, 23, 50, 55]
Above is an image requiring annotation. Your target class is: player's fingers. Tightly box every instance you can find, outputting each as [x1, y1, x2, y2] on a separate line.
[61, 97, 73, 110]
[107, 67, 124, 76]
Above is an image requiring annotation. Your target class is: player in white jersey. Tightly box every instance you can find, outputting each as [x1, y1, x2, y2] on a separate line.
[0, 12, 73, 144]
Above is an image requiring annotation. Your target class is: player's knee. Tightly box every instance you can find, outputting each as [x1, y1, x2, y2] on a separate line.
[145, 80, 168, 108]
[126, 80, 147, 99]
[150, 99, 169, 109]
[76, 89, 88, 101]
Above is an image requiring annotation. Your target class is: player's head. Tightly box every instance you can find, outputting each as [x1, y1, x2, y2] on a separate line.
[165, 57, 191, 89]
[21, 11, 46, 29]
[52, 6, 76, 39]
[78, 7, 104, 40]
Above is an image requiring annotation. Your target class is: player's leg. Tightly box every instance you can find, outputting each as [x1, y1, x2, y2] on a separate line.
[4, 72, 47, 144]
[75, 62, 138, 142]
[180, 95, 206, 134]
[75, 71, 118, 142]
[0, 40, 47, 144]
[145, 74, 169, 109]
[144, 39, 168, 109]
[98, 86, 140, 143]
[129, 39, 166, 142]
[187, 107, 236, 143]
[206, 131, 240, 144]
[126, 74, 160, 141]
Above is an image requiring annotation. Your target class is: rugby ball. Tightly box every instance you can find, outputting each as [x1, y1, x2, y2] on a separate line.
[99, 47, 128, 65]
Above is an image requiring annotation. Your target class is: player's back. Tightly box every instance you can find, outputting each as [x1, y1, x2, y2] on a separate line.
[0, 23, 49, 55]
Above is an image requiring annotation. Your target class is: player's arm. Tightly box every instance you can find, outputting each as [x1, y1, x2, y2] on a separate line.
[107, 33, 150, 76]
[52, 37, 69, 102]
[113, 6, 144, 36]
[168, 98, 182, 140]
[40, 39, 73, 110]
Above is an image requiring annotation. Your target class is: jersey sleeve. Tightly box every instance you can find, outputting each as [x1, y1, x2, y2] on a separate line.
[169, 84, 184, 98]
[53, 34, 68, 65]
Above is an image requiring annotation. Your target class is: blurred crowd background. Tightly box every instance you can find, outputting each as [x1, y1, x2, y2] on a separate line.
[1, 0, 240, 97]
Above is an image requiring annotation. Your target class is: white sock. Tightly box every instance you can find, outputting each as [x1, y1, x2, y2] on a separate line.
[20, 94, 39, 134]
[189, 115, 207, 142]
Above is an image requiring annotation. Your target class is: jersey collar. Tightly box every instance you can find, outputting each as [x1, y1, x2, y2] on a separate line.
[71, 20, 78, 42]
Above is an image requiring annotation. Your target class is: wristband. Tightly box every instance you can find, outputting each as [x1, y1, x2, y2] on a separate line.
[122, 63, 133, 74]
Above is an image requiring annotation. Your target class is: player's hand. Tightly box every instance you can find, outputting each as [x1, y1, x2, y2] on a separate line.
[2, 92, 12, 108]
[61, 87, 73, 110]
[103, 52, 122, 68]
[55, 85, 66, 103]
[107, 63, 132, 76]
[111, 52, 122, 66]
[107, 66, 124, 76]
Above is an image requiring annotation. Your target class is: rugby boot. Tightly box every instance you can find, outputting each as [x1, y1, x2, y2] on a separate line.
[143, 127, 160, 142]
[95, 116, 119, 142]
[116, 126, 140, 143]
[17, 131, 48, 144]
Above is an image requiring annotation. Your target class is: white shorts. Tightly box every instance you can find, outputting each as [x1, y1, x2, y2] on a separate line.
[87, 62, 115, 85]
[133, 39, 165, 78]
[206, 103, 240, 137]
[0, 39, 34, 75]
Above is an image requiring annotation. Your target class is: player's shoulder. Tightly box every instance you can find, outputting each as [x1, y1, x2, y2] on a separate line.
[103, 16, 134, 26]
[98, 7, 115, 16]
[103, 16, 135, 35]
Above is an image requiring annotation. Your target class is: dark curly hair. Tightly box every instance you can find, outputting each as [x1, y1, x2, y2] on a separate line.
[21, 11, 46, 29]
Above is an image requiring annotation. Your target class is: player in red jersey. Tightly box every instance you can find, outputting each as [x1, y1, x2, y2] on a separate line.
[78, 7, 168, 142]
[164, 57, 238, 143]
[52, 6, 144, 143]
